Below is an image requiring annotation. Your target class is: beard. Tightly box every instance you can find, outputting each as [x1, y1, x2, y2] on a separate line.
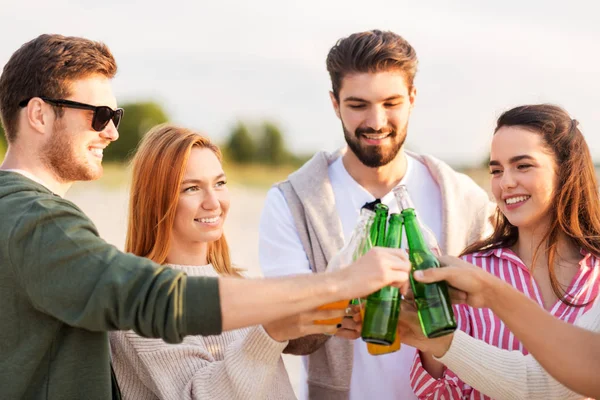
[40, 119, 102, 183]
[342, 120, 407, 168]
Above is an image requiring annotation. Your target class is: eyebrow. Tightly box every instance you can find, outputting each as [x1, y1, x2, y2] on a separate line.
[181, 173, 226, 184]
[343, 95, 404, 103]
[489, 154, 535, 167]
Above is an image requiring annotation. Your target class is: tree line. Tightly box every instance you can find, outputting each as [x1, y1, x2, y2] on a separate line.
[0, 102, 307, 166]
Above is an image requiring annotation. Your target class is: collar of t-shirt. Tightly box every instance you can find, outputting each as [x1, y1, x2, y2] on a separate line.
[329, 154, 414, 216]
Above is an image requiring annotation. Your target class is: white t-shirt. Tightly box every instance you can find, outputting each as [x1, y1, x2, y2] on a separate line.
[259, 153, 443, 400]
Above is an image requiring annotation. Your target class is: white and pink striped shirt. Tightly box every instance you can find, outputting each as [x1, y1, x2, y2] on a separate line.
[409, 248, 600, 400]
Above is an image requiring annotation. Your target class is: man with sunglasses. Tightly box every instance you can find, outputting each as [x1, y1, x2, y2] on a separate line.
[0, 34, 413, 400]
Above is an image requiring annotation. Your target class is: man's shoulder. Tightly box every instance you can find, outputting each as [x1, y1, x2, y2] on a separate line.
[272, 149, 342, 194]
[408, 151, 484, 191]
[0, 188, 91, 236]
[5, 189, 84, 215]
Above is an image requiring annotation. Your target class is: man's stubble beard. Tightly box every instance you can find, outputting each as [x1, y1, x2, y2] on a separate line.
[41, 119, 102, 183]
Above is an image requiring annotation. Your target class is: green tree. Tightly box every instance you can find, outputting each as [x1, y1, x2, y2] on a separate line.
[257, 122, 289, 165]
[103, 101, 169, 162]
[225, 122, 256, 163]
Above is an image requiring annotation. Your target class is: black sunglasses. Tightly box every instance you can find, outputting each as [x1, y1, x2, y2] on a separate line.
[19, 97, 124, 132]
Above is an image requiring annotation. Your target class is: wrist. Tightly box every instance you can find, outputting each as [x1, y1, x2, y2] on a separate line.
[324, 268, 348, 302]
[262, 324, 285, 343]
[430, 333, 454, 358]
[483, 272, 504, 309]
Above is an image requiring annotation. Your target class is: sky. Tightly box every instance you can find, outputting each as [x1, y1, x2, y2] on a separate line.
[1, 0, 598, 166]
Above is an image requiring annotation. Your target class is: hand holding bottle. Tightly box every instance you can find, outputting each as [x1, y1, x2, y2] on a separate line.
[334, 247, 412, 300]
[396, 296, 454, 357]
[414, 255, 492, 309]
[314, 207, 375, 328]
[334, 304, 362, 340]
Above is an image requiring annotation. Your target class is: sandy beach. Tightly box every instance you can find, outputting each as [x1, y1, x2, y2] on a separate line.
[66, 181, 304, 395]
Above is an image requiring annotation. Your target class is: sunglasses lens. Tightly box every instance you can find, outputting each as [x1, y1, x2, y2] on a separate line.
[93, 107, 113, 131]
[113, 109, 123, 129]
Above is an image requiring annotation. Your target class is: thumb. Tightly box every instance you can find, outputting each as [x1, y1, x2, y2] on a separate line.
[413, 267, 449, 283]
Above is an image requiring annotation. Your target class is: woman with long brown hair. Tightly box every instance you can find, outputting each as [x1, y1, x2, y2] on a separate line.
[405, 104, 600, 399]
[109, 124, 346, 400]
[402, 254, 600, 399]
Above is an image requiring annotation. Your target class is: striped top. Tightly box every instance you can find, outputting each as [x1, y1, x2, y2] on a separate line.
[409, 248, 600, 400]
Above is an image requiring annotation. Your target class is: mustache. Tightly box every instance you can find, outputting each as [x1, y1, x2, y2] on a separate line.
[355, 127, 395, 136]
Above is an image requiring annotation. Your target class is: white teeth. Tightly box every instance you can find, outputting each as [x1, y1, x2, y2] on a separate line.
[363, 133, 389, 140]
[506, 196, 530, 205]
[197, 216, 219, 223]
[90, 148, 103, 157]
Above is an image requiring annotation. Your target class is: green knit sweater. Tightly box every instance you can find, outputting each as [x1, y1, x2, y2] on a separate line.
[0, 171, 222, 399]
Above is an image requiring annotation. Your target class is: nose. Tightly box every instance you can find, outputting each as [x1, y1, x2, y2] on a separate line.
[364, 105, 388, 132]
[202, 189, 220, 211]
[100, 121, 119, 142]
[499, 169, 517, 191]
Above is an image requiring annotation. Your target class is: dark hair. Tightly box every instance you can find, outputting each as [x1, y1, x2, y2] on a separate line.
[0, 34, 117, 143]
[326, 30, 418, 101]
[462, 104, 600, 306]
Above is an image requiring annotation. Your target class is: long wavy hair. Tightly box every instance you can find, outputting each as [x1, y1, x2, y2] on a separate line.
[126, 123, 241, 276]
[461, 104, 600, 306]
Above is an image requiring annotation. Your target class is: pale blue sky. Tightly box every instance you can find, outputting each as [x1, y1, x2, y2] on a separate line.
[1, 0, 598, 165]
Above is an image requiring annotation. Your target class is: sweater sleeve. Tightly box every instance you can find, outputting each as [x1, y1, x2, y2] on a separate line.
[437, 330, 586, 400]
[9, 198, 222, 341]
[111, 326, 289, 400]
[409, 303, 474, 399]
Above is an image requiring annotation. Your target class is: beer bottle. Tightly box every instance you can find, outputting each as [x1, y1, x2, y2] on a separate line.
[394, 185, 457, 338]
[361, 211, 402, 349]
[316, 207, 375, 326]
[348, 205, 376, 314]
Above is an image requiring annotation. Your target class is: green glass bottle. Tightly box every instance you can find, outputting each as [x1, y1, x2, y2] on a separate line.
[395, 185, 457, 338]
[361, 212, 402, 346]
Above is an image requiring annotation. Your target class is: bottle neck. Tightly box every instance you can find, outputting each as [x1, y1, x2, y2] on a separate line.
[403, 211, 429, 253]
[385, 219, 402, 248]
[373, 214, 387, 247]
[351, 210, 374, 240]
[393, 185, 415, 211]
[347, 210, 375, 260]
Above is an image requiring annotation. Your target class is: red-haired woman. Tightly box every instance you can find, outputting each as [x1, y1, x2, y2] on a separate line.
[109, 124, 343, 400]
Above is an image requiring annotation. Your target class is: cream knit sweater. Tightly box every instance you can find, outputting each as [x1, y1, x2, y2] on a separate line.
[437, 297, 600, 399]
[109, 264, 296, 400]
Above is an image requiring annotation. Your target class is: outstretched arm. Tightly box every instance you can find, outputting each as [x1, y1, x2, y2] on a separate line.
[414, 256, 600, 398]
[219, 247, 411, 332]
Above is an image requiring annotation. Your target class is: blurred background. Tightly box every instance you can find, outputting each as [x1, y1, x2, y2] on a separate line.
[1, 0, 599, 394]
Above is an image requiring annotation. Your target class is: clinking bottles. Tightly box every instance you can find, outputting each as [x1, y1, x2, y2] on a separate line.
[394, 185, 457, 338]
